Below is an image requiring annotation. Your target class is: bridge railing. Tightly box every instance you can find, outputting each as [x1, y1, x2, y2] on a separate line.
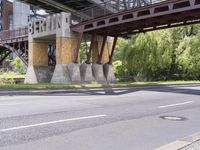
[0, 27, 28, 42]
[72, 0, 167, 22]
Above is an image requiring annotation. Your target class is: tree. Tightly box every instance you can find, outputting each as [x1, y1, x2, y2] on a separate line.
[11, 57, 26, 74]
[113, 24, 200, 81]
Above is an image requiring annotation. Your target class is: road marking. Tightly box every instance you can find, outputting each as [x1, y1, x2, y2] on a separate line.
[0, 114, 107, 132]
[0, 103, 22, 106]
[159, 101, 193, 109]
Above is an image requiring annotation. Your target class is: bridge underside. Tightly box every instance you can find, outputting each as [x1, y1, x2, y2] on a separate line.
[71, 0, 200, 36]
[99, 9, 200, 36]
[18, 0, 103, 13]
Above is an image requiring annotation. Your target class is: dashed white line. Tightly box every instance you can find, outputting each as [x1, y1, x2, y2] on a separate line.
[0, 103, 22, 106]
[0, 114, 107, 132]
[159, 101, 193, 109]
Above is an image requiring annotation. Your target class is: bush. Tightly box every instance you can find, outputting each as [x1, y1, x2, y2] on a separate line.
[11, 57, 26, 73]
[0, 78, 15, 84]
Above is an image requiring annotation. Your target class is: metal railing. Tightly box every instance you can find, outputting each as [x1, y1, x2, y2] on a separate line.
[0, 27, 28, 42]
[0, 0, 169, 40]
[72, 0, 167, 22]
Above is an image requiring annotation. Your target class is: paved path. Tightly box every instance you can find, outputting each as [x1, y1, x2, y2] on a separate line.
[181, 140, 200, 150]
[0, 85, 200, 150]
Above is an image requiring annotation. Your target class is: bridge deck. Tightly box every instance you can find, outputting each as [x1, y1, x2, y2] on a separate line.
[0, 27, 28, 44]
[19, 0, 99, 12]
[18, 0, 163, 21]
[71, 0, 200, 36]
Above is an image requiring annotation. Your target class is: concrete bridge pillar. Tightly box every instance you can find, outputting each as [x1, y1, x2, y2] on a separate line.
[91, 36, 116, 83]
[51, 13, 81, 84]
[51, 35, 81, 84]
[24, 39, 55, 83]
[28, 40, 48, 66]
[91, 37, 112, 64]
[24, 12, 116, 84]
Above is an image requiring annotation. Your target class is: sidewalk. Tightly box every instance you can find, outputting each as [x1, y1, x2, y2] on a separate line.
[157, 132, 200, 150]
[181, 140, 200, 150]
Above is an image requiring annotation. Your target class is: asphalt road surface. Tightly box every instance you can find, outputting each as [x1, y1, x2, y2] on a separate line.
[0, 85, 200, 150]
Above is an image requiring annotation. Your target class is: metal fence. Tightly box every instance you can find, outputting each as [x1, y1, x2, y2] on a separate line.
[0, 27, 28, 42]
[72, 0, 168, 22]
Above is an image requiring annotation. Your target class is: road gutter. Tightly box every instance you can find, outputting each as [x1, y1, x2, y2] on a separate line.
[0, 83, 200, 96]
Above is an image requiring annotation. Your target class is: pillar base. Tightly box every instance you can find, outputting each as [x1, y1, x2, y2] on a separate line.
[51, 63, 81, 84]
[80, 63, 94, 83]
[104, 64, 117, 83]
[92, 63, 107, 83]
[24, 66, 55, 84]
[51, 64, 71, 84]
[67, 63, 81, 83]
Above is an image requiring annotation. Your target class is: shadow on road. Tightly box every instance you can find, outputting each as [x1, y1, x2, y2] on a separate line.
[1, 84, 200, 96]
[85, 84, 200, 96]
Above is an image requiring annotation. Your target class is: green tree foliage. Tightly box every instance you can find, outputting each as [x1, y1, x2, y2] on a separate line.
[80, 42, 88, 63]
[113, 25, 200, 81]
[11, 57, 26, 74]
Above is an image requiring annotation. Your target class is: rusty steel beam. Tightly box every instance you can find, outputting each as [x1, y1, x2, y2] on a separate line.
[118, 18, 200, 36]
[99, 9, 200, 36]
[108, 37, 118, 64]
[86, 32, 96, 64]
[71, 0, 200, 36]
[98, 35, 107, 64]
[1, 44, 28, 66]
[73, 32, 84, 63]
[0, 51, 11, 64]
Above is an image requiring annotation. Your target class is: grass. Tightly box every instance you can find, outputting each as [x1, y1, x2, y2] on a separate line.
[0, 72, 25, 79]
[0, 80, 199, 90]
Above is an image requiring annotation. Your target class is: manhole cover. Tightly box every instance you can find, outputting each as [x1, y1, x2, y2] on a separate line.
[160, 116, 187, 121]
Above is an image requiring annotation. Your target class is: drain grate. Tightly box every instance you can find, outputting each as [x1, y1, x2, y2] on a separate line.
[160, 116, 187, 121]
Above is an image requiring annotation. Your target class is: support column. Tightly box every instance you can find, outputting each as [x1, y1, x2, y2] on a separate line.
[24, 39, 55, 83]
[104, 36, 118, 83]
[80, 33, 96, 83]
[51, 13, 81, 84]
[51, 36, 81, 84]
[91, 36, 111, 64]
[91, 36, 107, 83]
[56, 37, 77, 65]
[28, 40, 48, 66]
[91, 36, 116, 83]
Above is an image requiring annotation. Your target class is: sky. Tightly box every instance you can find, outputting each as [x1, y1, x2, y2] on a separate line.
[7, 0, 47, 15]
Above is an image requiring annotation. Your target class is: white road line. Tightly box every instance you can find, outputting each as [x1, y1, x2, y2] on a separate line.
[0, 114, 107, 132]
[159, 101, 193, 109]
[0, 103, 22, 106]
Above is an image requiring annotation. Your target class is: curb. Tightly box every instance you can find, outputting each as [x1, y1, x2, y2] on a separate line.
[0, 83, 200, 95]
[156, 132, 200, 150]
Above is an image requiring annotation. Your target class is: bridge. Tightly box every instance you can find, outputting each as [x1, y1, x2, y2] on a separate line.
[0, 27, 28, 66]
[0, 0, 200, 84]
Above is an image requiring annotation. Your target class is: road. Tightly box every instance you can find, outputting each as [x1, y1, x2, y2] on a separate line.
[0, 85, 200, 150]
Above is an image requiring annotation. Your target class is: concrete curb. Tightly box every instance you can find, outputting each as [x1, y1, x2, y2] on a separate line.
[156, 132, 200, 150]
[0, 83, 200, 96]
